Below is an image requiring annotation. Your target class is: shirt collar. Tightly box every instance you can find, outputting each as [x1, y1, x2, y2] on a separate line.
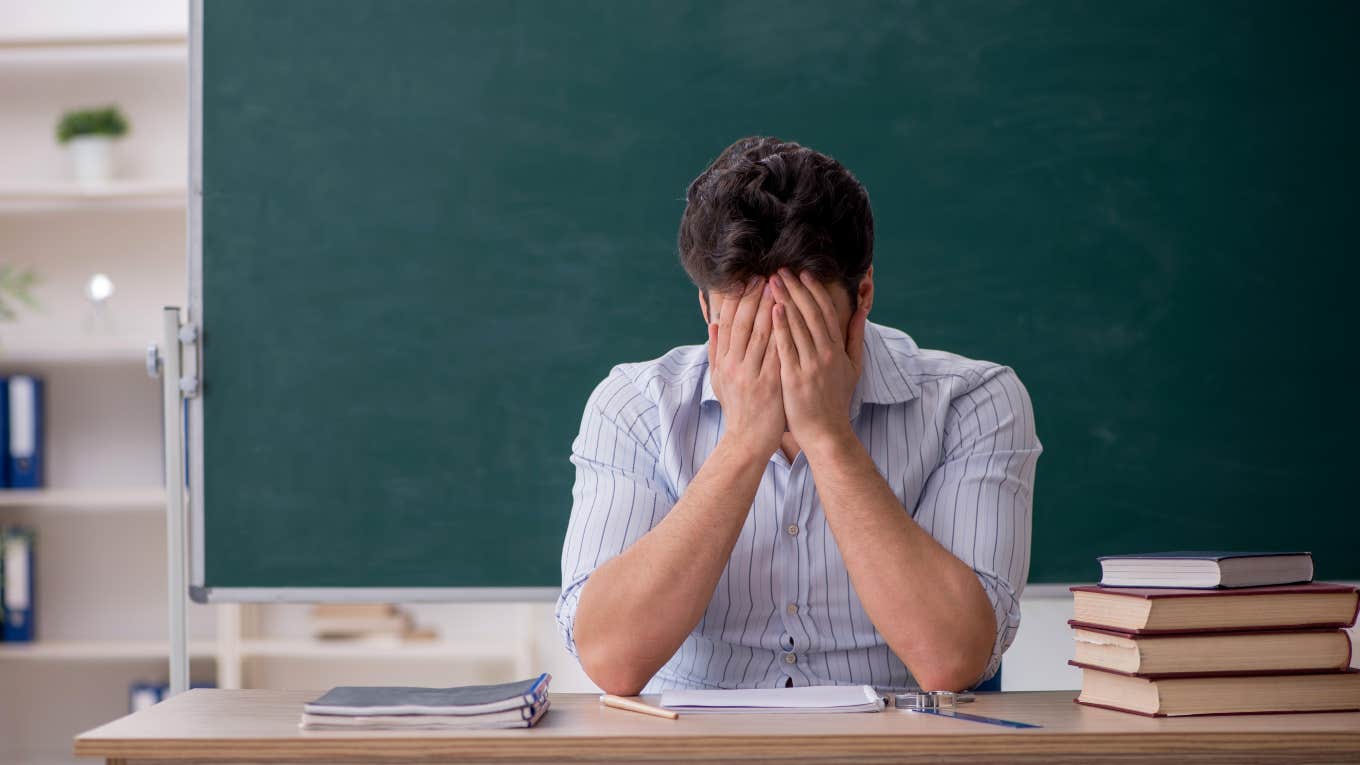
[700, 321, 920, 416]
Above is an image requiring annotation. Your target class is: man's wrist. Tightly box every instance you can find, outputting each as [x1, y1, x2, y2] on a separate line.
[718, 430, 778, 465]
[799, 422, 861, 464]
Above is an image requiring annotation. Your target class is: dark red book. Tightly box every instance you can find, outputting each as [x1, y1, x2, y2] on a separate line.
[1069, 582, 1359, 634]
[1074, 665, 1360, 717]
[1069, 624, 1353, 677]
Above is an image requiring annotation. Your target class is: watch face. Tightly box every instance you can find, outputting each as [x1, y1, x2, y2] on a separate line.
[896, 691, 962, 710]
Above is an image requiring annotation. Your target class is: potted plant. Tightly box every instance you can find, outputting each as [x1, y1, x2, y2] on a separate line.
[56, 105, 130, 186]
[0, 265, 39, 331]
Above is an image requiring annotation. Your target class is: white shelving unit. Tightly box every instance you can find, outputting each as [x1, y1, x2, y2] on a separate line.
[0, 13, 568, 762]
[0, 11, 204, 763]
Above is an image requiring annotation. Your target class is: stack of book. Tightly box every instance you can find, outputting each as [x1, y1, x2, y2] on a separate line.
[300, 674, 551, 729]
[1070, 552, 1360, 717]
[310, 603, 421, 640]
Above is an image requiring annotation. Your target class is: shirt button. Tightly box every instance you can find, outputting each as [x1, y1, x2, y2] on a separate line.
[786, 603, 799, 616]
[784, 652, 797, 665]
[786, 524, 799, 536]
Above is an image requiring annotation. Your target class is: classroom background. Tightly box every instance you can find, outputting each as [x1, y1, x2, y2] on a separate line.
[2, 1, 1357, 763]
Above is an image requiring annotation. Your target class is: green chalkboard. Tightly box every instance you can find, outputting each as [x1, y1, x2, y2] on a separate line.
[200, 0, 1359, 591]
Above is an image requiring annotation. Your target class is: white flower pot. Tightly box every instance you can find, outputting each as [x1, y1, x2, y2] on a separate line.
[67, 135, 115, 186]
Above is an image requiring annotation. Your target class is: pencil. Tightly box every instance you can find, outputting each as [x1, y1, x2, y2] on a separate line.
[599, 694, 680, 720]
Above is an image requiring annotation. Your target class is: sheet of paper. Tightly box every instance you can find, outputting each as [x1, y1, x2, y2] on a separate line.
[660, 685, 885, 713]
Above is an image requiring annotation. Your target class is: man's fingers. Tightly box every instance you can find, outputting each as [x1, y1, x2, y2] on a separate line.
[772, 274, 818, 364]
[761, 321, 782, 379]
[727, 276, 765, 360]
[715, 293, 737, 359]
[772, 304, 799, 371]
[775, 269, 830, 350]
[846, 302, 868, 372]
[707, 321, 719, 370]
[800, 272, 843, 342]
[745, 281, 775, 365]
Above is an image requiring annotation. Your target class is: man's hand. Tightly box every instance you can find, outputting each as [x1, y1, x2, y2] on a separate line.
[708, 276, 784, 457]
[770, 268, 868, 451]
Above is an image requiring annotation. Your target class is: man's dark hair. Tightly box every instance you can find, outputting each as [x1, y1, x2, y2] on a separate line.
[678, 136, 874, 310]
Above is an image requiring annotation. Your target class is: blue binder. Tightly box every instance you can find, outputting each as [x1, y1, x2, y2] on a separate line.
[0, 375, 8, 488]
[2, 527, 35, 642]
[6, 376, 42, 488]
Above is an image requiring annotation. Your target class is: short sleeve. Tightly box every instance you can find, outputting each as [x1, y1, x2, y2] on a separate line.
[555, 368, 675, 658]
[913, 366, 1041, 688]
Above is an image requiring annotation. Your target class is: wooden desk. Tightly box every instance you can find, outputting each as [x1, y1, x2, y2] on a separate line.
[75, 689, 1360, 764]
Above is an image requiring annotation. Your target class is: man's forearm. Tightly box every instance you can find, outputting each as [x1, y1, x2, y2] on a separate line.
[572, 434, 770, 695]
[803, 429, 997, 691]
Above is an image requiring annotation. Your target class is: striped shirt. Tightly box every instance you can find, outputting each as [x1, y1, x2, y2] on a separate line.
[556, 320, 1040, 692]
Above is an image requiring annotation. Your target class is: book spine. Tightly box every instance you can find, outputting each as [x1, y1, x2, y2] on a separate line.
[6, 377, 43, 489]
[0, 374, 8, 488]
[2, 527, 35, 642]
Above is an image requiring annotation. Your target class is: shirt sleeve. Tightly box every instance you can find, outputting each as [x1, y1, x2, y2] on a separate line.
[912, 366, 1041, 688]
[555, 368, 675, 658]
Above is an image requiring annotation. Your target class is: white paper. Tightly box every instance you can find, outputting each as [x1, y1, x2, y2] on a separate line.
[660, 685, 884, 713]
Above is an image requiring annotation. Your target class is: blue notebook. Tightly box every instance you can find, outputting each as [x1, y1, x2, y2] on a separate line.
[305, 674, 550, 716]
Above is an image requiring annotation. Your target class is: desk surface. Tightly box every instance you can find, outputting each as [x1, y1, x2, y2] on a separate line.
[75, 689, 1360, 764]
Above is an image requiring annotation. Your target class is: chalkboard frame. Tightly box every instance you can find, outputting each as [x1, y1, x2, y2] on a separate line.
[184, 0, 1360, 601]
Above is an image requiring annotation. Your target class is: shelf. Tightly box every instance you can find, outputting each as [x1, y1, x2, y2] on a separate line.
[0, 637, 524, 662]
[0, 39, 186, 68]
[240, 637, 519, 661]
[0, 487, 166, 511]
[0, 181, 186, 213]
[2, 754, 86, 765]
[0, 343, 156, 366]
[0, 640, 215, 661]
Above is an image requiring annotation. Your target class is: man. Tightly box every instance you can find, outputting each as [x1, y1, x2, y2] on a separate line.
[556, 137, 1041, 694]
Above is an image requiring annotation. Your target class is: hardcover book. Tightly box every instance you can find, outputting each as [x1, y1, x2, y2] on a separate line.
[1097, 551, 1313, 589]
[1070, 625, 1353, 677]
[1069, 583, 1359, 634]
[1075, 665, 1360, 717]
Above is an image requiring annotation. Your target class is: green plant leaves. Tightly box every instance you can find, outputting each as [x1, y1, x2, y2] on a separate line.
[56, 105, 130, 144]
[0, 265, 40, 321]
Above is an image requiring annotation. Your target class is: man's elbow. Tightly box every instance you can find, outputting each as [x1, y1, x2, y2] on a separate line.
[577, 636, 655, 696]
[914, 658, 989, 692]
[913, 637, 995, 691]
